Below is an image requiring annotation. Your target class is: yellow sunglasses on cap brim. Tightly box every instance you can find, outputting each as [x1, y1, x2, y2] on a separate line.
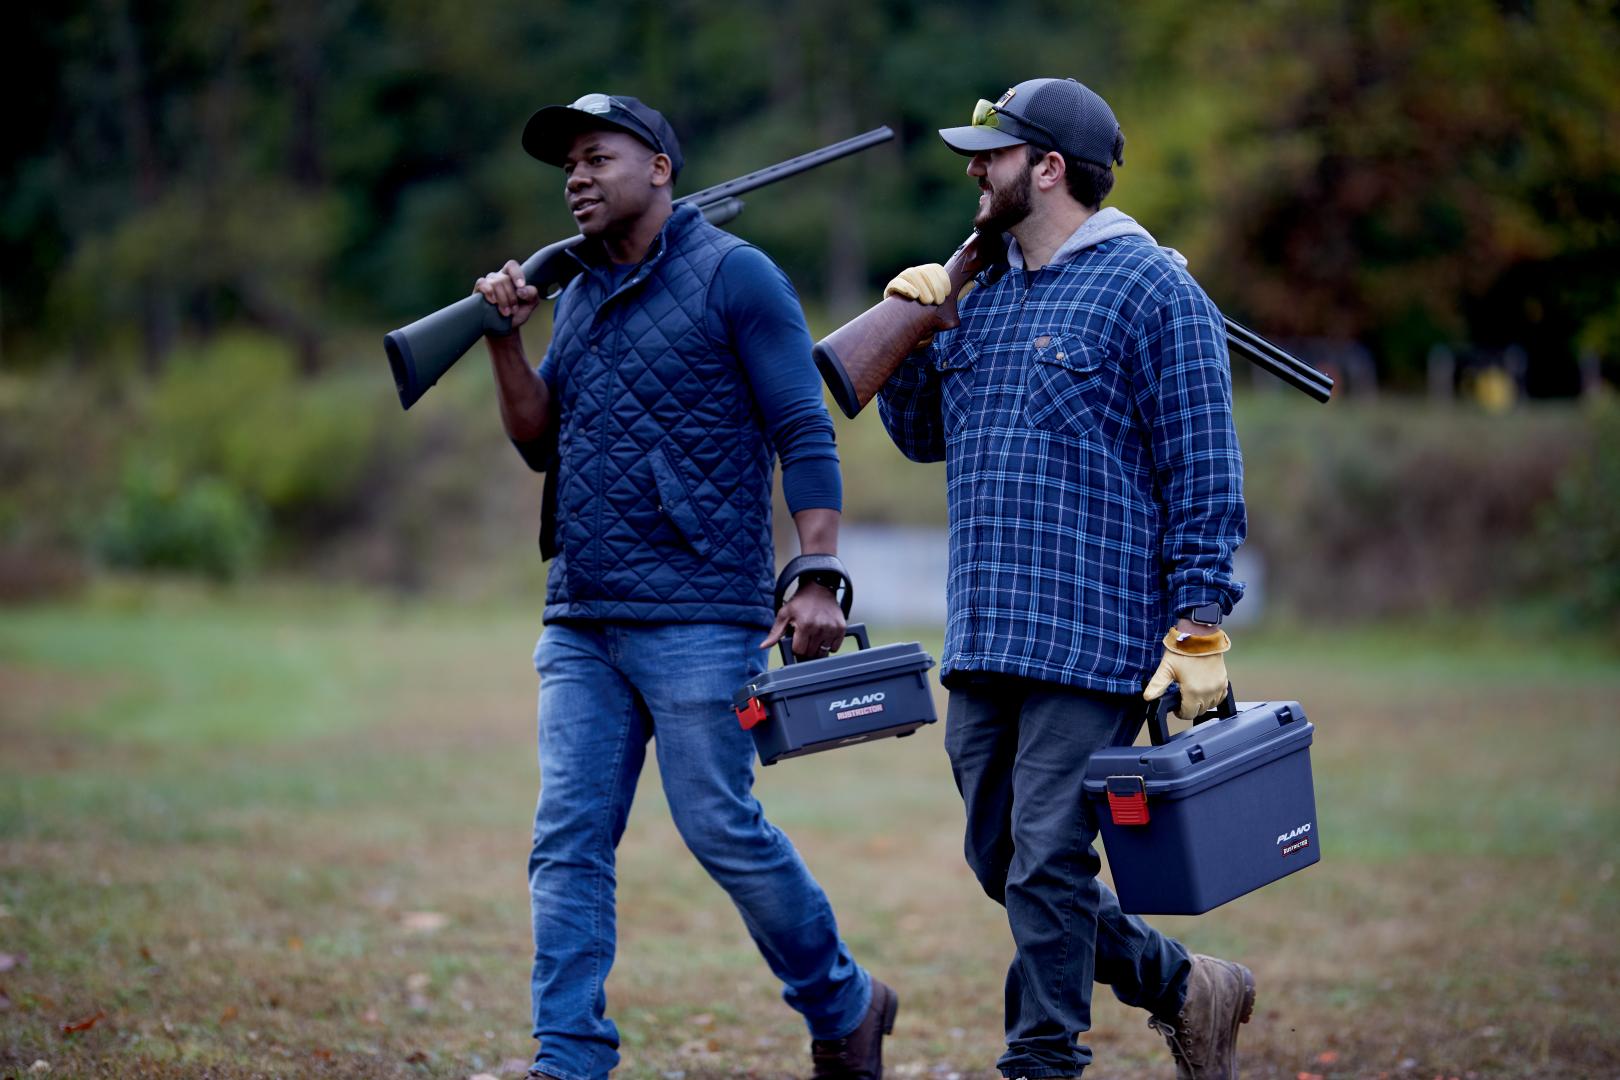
[970, 98, 1058, 146]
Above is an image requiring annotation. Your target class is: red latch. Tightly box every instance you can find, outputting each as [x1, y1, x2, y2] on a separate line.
[1105, 775, 1150, 826]
[735, 697, 768, 731]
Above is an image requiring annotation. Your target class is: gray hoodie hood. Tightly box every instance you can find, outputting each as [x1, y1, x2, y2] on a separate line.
[1005, 207, 1188, 270]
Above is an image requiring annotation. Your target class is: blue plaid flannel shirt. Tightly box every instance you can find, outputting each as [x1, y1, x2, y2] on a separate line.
[877, 234, 1246, 695]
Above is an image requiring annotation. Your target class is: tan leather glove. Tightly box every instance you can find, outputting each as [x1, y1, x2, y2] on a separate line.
[1142, 628, 1232, 722]
[884, 263, 952, 306]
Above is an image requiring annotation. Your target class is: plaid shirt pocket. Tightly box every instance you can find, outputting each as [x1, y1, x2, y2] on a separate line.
[1024, 332, 1108, 438]
[935, 336, 981, 432]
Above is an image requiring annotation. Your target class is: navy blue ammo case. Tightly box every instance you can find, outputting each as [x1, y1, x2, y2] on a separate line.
[733, 623, 937, 766]
[1083, 691, 1319, 915]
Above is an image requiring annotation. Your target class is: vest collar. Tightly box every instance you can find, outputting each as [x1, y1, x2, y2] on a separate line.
[568, 202, 703, 280]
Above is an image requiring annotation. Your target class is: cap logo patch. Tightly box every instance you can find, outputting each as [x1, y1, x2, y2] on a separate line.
[571, 93, 614, 115]
[995, 87, 1017, 108]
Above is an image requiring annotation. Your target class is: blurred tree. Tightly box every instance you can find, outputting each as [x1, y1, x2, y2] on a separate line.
[3, 0, 1616, 390]
[1119, 0, 1620, 387]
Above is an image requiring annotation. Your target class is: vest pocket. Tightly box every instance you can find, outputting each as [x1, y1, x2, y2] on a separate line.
[649, 442, 714, 556]
[1024, 333, 1106, 438]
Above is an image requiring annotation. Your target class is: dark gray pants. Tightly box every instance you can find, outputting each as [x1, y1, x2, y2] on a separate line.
[944, 673, 1191, 1078]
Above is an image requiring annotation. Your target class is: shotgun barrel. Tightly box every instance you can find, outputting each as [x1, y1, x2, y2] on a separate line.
[385, 128, 895, 411]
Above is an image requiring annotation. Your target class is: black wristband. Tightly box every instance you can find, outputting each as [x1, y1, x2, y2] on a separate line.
[774, 554, 853, 617]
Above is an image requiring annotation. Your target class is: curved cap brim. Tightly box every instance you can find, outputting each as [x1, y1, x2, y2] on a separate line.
[523, 106, 643, 166]
[938, 124, 1026, 156]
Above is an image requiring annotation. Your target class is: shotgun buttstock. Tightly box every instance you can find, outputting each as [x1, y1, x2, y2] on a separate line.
[813, 231, 996, 419]
[814, 298, 949, 419]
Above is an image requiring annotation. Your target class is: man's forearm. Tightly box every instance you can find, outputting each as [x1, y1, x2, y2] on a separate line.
[486, 333, 551, 443]
[876, 352, 948, 463]
[792, 508, 840, 555]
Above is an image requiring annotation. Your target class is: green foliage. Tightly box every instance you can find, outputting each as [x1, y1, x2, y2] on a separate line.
[145, 333, 396, 524]
[12, 0, 1612, 382]
[62, 332, 414, 583]
[1237, 397, 1582, 617]
[1120, 0, 1620, 383]
[94, 463, 266, 581]
[1536, 398, 1620, 630]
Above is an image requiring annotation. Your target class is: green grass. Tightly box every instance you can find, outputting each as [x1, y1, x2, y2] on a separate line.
[2, 584, 1618, 1078]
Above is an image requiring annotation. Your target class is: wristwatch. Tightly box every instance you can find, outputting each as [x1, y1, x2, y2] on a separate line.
[799, 570, 845, 591]
[1181, 601, 1224, 628]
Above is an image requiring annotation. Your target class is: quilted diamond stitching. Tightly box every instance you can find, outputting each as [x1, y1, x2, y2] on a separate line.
[544, 206, 775, 619]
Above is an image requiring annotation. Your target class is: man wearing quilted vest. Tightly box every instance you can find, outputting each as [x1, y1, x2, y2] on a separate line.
[877, 79, 1255, 1080]
[472, 94, 896, 1080]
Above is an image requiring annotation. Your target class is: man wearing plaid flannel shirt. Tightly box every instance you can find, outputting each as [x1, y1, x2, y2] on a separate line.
[877, 78, 1256, 1080]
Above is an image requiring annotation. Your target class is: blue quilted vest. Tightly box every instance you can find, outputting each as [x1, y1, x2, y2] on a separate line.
[540, 203, 777, 628]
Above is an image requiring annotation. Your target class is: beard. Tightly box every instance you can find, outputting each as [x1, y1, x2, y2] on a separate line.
[973, 161, 1034, 235]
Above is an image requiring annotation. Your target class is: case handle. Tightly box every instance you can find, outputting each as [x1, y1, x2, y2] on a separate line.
[1147, 684, 1237, 747]
[778, 622, 871, 667]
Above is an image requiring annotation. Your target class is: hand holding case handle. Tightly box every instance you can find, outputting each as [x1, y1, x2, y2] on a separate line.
[1148, 684, 1238, 746]
[778, 622, 872, 667]
[772, 554, 855, 664]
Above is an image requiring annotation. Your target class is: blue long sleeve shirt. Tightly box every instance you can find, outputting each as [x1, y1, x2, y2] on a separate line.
[535, 245, 841, 513]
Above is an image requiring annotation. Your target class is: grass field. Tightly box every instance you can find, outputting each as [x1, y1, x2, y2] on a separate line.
[2, 584, 1618, 1079]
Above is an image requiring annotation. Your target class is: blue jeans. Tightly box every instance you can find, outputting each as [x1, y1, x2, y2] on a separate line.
[528, 620, 871, 1080]
[944, 674, 1192, 1078]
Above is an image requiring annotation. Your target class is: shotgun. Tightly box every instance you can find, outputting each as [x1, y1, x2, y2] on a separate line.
[386, 126, 895, 410]
[813, 229, 1334, 419]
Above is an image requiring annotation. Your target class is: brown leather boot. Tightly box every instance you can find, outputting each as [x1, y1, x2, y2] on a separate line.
[1148, 954, 1256, 1080]
[810, 978, 899, 1079]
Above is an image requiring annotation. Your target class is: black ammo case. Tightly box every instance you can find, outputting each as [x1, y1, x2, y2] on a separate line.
[733, 623, 937, 765]
[1083, 689, 1320, 914]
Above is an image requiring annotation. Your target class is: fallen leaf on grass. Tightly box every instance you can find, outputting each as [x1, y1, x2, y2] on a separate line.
[311, 1048, 333, 1062]
[406, 972, 432, 993]
[60, 1009, 106, 1036]
[1316, 1051, 1340, 1064]
[285, 936, 304, 951]
[1296, 1073, 1324, 1080]
[400, 911, 450, 933]
[219, 1006, 238, 1023]
[404, 1048, 430, 1064]
[677, 1038, 721, 1057]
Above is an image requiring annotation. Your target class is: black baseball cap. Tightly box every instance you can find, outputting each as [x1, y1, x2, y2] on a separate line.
[939, 77, 1125, 169]
[522, 93, 684, 178]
